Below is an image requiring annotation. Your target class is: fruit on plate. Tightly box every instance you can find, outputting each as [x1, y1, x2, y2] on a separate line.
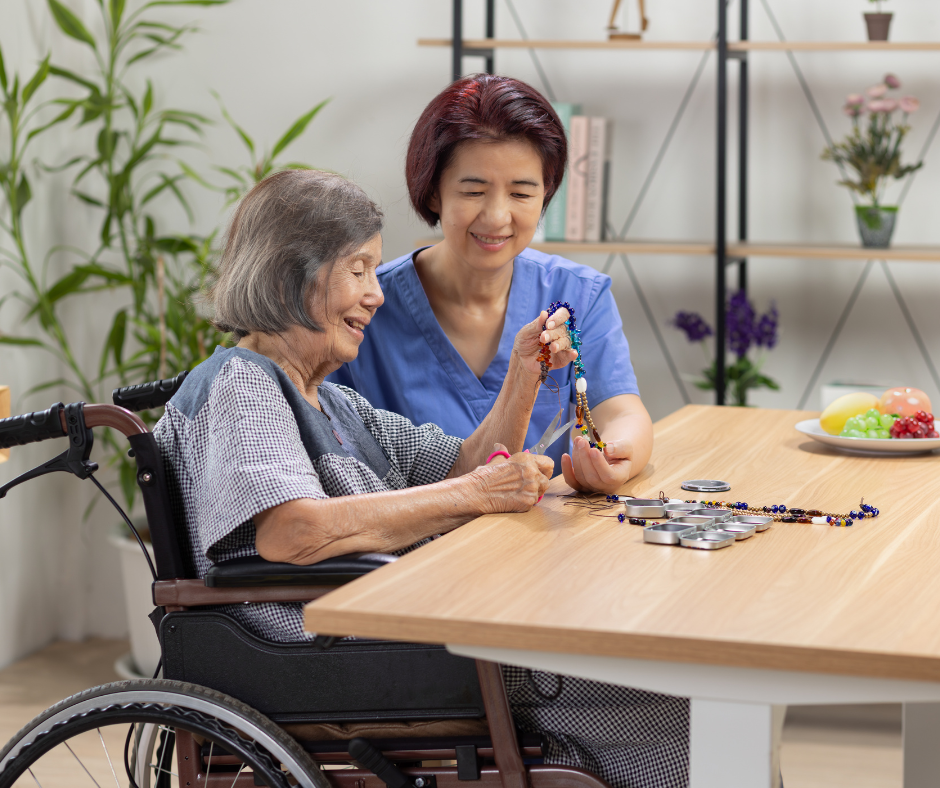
[878, 387, 932, 419]
[889, 410, 939, 439]
[840, 408, 896, 439]
[820, 392, 879, 435]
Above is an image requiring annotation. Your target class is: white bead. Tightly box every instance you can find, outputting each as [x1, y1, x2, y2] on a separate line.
[811, 517, 828, 525]
[576, 377, 587, 393]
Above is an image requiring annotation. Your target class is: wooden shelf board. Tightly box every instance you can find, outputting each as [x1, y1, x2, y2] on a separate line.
[415, 239, 716, 256]
[417, 38, 715, 51]
[730, 41, 940, 51]
[419, 38, 940, 53]
[729, 242, 940, 262]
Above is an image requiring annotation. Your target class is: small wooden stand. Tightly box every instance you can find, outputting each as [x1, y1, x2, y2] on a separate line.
[0, 385, 9, 463]
[607, 0, 649, 40]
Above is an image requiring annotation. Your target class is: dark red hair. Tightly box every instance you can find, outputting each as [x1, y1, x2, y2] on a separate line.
[406, 74, 567, 227]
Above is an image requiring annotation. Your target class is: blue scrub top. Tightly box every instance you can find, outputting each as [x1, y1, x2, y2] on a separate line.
[327, 247, 640, 470]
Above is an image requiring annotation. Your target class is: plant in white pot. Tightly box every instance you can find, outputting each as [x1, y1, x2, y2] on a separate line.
[821, 74, 923, 249]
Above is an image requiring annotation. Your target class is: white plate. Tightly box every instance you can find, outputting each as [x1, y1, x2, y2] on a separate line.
[795, 419, 940, 455]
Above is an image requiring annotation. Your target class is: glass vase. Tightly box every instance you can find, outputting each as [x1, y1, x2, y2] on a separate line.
[855, 205, 898, 249]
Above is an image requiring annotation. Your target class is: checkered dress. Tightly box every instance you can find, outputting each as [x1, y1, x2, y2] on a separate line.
[155, 346, 689, 788]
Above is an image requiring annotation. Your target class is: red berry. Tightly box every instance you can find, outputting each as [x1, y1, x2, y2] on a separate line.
[916, 411, 932, 423]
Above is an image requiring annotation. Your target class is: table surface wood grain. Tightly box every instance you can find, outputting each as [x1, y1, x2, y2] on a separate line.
[305, 405, 940, 683]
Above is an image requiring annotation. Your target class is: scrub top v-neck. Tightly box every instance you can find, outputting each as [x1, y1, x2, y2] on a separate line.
[327, 247, 639, 470]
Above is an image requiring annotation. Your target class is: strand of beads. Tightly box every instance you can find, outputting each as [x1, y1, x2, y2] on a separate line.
[544, 300, 605, 450]
[690, 499, 880, 527]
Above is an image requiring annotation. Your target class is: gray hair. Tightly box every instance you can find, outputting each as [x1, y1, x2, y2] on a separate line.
[210, 169, 384, 338]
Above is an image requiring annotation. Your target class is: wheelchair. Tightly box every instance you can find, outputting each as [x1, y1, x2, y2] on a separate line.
[0, 374, 610, 788]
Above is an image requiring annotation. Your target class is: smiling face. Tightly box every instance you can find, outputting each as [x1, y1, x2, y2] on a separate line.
[429, 138, 546, 274]
[307, 233, 384, 368]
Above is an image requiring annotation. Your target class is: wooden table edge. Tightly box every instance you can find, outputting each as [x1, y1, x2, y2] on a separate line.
[303, 606, 940, 684]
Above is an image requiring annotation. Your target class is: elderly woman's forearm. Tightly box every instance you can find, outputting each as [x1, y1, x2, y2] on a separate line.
[254, 475, 485, 564]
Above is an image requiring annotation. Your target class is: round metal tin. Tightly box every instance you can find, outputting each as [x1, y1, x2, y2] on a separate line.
[690, 507, 732, 523]
[681, 479, 731, 493]
[663, 503, 701, 519]
[643, 523, 697, 545]
[712, 523, 757, 540]
[623, 499, 666, 518]
[668, 515, 717, 530]
[730, 515, 774, 532]
[679, 531, 736, 550]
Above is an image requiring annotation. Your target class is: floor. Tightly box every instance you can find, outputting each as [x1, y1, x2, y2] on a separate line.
[0, 639, 904, 787]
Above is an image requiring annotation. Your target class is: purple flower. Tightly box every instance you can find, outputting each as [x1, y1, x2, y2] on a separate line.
[726, 290, 756, 358]
[867, 84, 888, 98]
[899, 96, 920, 113]
[845, 93, 865, 107]
[884, 73, 901, 89]
[754, 305, 779, 350]
[672, 311, 713, 343]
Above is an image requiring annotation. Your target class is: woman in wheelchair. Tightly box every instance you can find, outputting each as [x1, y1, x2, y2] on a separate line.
[150, 169, 689, 788]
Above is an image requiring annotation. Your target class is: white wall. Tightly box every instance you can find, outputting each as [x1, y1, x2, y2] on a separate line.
[2, 0, 939, 665]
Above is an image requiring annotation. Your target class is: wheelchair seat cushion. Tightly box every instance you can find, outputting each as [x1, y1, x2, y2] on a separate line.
[281, 718, 490, 742]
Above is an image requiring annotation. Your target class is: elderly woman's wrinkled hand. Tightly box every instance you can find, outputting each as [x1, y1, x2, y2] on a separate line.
[472, 450, 554, 512]
[512, 307, 578, 379]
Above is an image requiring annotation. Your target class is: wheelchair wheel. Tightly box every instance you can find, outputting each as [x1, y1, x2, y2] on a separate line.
[0, 679, 328, 788]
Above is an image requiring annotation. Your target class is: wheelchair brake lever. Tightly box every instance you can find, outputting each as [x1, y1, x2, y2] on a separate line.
[0, 402, 98, 499]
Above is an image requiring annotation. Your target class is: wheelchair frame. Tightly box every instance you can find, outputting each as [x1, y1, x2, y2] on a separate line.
[0, 379, 611, 788]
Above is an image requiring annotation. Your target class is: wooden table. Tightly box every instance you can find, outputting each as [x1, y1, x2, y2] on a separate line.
[305, 405, 940, 788]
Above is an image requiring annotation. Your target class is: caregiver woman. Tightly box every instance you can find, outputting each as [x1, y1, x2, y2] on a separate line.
[329, 74, 652, 493]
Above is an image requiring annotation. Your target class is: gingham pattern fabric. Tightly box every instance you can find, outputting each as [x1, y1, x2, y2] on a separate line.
[154, 353, 461, 641]
[503, 666, 689, 788]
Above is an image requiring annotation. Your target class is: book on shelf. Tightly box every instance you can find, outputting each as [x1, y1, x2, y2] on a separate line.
[584, 117, 612, 243]
[565, 115, 590, 242]
[545, 102, 581, 242]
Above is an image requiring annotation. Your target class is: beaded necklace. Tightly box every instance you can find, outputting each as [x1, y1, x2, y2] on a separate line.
[538, 300, 605, 449]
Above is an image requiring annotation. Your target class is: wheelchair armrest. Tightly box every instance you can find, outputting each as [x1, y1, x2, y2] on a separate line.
[204, 553, 397, 588]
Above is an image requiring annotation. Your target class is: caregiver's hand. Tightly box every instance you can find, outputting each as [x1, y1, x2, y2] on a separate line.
[471, 445, 553, 512]
[562, 435, 637, 495]
[512, 307, 578, 378]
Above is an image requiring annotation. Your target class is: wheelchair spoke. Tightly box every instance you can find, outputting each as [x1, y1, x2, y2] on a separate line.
[206, 741, 215, 784]
[65, 741, 103, 788]
[97, 728, 121, 788]
[27, 768, 43, 788]
[228, 763, 245, 788]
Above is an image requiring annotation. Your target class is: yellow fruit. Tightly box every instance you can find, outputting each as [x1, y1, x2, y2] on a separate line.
[819, 392, 879, 435]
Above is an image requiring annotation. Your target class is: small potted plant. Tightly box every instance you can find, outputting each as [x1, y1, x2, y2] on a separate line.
[821, 74, 923, 248]
[864, 0, 892, 41]
[671, 291, 780, 407]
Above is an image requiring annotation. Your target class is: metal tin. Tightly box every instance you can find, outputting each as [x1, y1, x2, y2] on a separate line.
[690, 507, 732, 523]
[730, 515, 774, 532]
[679, 531, 736, 550]
[681, 479, 731, 493]
[623, 499, 666, 518]
[643, 523, 697, 545]
[668, 515, 718, 530]
[712, 523, 757, 540]
[663, 503, 701, 519]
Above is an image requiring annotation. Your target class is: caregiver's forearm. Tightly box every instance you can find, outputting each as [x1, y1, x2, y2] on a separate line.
[448, 352, 540, 477]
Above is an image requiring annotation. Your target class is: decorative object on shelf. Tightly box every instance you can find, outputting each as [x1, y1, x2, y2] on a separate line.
[822, 73, 923, 249]
[607, 0, 648, 40]
[864, 0, 892, 41]
[671, 291, 780, 407]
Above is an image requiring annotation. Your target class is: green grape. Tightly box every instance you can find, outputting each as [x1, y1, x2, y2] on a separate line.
[844, 416, 861, 431]
[865, 408, 881, 420]
[879, 413, 897, 429]
[866, 429, 882, 438]
[875, 428, 891, 439]
[843, 428, 865, 438]
[865, 416, 880, 430]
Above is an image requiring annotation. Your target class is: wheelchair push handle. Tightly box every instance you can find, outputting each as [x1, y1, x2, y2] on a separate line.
[112, 370, 188, 412]
[0, 402, 149, 450]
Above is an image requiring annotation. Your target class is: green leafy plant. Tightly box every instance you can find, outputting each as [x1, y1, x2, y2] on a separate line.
[822, 74, 923, 208]
[1, 0, 329, 509]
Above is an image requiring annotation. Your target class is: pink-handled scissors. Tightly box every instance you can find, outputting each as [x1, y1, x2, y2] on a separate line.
[527, 407, 577, 455]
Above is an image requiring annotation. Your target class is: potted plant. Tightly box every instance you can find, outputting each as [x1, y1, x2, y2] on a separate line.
[864, 0, 892, 41]
[671, 291, 780, 407]
[821, 74, 923, 248]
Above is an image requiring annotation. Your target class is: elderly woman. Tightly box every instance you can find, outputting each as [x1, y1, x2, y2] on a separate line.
[329, 74, 653, 494]
[154, 169, 569, 641]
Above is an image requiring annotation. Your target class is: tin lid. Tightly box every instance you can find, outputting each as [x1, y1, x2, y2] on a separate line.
[681, 480, 731, 493]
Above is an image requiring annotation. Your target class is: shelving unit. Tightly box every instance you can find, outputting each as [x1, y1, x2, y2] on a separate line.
[429, 0, 940, 404]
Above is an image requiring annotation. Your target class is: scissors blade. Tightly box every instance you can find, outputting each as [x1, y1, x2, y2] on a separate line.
[529, 409, 576, 455]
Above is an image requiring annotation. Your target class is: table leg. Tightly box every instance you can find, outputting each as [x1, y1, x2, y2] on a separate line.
[690, 700, 784, 788]
[903, 702, 940, 787]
